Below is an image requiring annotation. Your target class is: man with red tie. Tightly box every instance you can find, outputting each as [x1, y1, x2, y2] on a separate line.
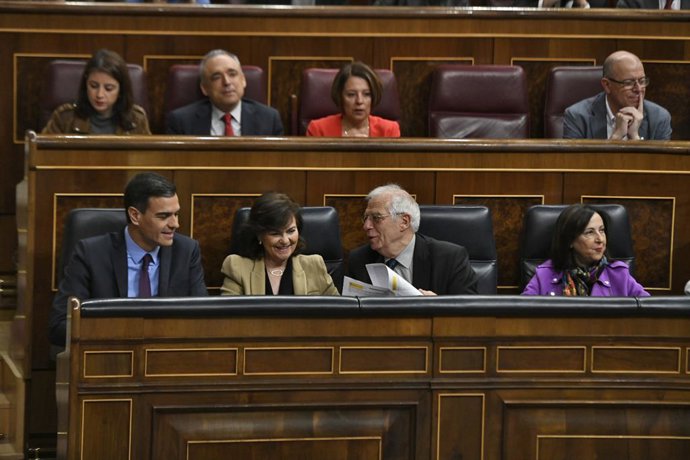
[166, 49, 283, 136]
[49, 173, 208, 347]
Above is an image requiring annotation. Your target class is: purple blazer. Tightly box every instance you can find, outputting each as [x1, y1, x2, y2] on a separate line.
[522, 260, 650, 297]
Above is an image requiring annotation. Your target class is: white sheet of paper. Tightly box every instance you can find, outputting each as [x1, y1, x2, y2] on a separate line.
[366, 263, 422, 296]
[342, 276, 394, 297]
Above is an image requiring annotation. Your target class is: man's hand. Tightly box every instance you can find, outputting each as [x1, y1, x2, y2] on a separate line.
[611, 99, 644, 140]
[419, 289, 437, 296]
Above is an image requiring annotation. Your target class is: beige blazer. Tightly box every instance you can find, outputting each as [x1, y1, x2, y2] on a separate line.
[220, 254, 339, 296]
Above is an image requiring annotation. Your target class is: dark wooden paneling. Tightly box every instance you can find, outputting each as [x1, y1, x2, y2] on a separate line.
[643, 61, 690, 141]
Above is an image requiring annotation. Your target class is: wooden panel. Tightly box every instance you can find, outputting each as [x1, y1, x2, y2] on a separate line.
[146, 348, 238, 377]
[83, 351, 133, 378]
[340, 346, 428, 374]
[243, 347, 333, 375]
[503, 400, 690, 460]
[644, 61, 690, 141]
[188, 437, 382, 460]
[438, 347, 486, 374]
[591, 346, 680, 374]
[537, 436, 690, 460]
[436, 393, 484, 460]
[81, 399, 131, 460]
[190, 194, 257, 290]
[497, 346, 586, 373]
[152, 404, 416, 460]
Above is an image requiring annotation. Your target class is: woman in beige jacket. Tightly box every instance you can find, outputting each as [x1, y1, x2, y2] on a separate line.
[221, 192, 339, 296]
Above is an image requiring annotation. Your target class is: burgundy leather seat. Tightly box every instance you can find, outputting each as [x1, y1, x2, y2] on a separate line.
[39, 59, 150, 130]
[428, 64, 529, 139]
[294, 67, 401, 135]
[163, 64, 266, 117]
[544, 66, 603, 138]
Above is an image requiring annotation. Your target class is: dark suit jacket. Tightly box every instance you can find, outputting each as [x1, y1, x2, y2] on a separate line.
[49, 230, 208, 346]
[563, 92, 672, 140]
[165, 98, 283, 136]
[346, 233, 478, 295]
[617, 0, 690, 7]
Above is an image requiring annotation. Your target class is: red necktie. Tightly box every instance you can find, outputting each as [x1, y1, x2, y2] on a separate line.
[224, 113, 234, 136]
[139, 253, 152, 298]
[664, 0, 673, 9]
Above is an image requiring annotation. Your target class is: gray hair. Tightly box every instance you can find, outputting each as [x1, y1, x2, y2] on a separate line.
[199, 49, 241, 82]
[366, 183, 420, 232]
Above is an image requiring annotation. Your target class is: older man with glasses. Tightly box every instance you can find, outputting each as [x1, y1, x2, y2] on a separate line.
[346, 184, 478, 296]
[563, 50, 672, 140]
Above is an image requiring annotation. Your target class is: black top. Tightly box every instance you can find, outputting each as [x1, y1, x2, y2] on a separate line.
[264, 257, 294, 295]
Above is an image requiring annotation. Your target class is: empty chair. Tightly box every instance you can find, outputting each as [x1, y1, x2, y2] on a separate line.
[418, 205, 498, 294]
[544, 66, 603, 138]
[293, 67, 402, 135]
[229, 206, 345, 289]
[163, 63, 266, 118]
[519, 204, 635, 290]
[39, 59, 150, 130]
[428, 64, 529, 139]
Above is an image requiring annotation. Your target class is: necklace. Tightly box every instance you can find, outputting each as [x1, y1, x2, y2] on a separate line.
[268, 268, 284, 277]
[343, 122, 370, 137]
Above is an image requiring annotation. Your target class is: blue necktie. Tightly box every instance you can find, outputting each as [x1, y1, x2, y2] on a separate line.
[385, 258, 399, 270]
[139, 253, 153, 298]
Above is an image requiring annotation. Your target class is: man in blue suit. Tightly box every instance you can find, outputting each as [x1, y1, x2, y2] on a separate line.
[49, 173, 208, 346]
[166, 49, 283, 136]
[563, 50, 671, 141]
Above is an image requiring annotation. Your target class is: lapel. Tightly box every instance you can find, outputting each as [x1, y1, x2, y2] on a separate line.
[240, 100, 254, 136]
[411, 235, 432, 290]
[591, 93, 609, 140]
[112, 231, 128, 297]
[193, 100, 213, 135]
[158, 244, 172, 296]
[292, 256, 307, 295]
[680, 0, 689, 8]
[251, 258, 266, 295]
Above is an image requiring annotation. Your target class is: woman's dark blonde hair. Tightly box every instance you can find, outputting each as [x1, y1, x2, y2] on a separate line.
[330, 61, 383, 110]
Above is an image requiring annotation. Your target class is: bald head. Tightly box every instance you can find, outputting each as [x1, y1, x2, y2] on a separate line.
[603, 51, 643, 80]
[601, 50, 646, 114]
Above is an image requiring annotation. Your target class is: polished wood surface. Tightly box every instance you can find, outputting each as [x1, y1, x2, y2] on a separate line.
[57, 296, 690, 460]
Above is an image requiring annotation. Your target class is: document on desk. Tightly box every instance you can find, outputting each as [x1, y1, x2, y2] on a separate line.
[342, 263, 422, 297]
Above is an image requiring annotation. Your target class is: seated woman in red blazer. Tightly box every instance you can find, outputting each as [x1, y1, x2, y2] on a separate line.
[306, 62, 400, 138]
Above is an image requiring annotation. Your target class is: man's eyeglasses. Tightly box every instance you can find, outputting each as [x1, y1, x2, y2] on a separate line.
[362, 213, 397, 224]
[605, 76, 650, 90]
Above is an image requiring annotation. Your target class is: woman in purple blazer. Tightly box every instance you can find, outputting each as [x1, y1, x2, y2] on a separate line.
[522, 204, 648, 297]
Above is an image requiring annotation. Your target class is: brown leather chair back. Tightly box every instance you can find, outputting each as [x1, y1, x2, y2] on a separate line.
[294, 68, 401, 135]
[544, 66, 603, 138]
[39, 59, 149, 130]
[163, 64, 266, 117]
[428, 64, 529, 139]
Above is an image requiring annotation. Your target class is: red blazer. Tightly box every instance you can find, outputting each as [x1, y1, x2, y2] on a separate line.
[306, 114, 400, 137]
